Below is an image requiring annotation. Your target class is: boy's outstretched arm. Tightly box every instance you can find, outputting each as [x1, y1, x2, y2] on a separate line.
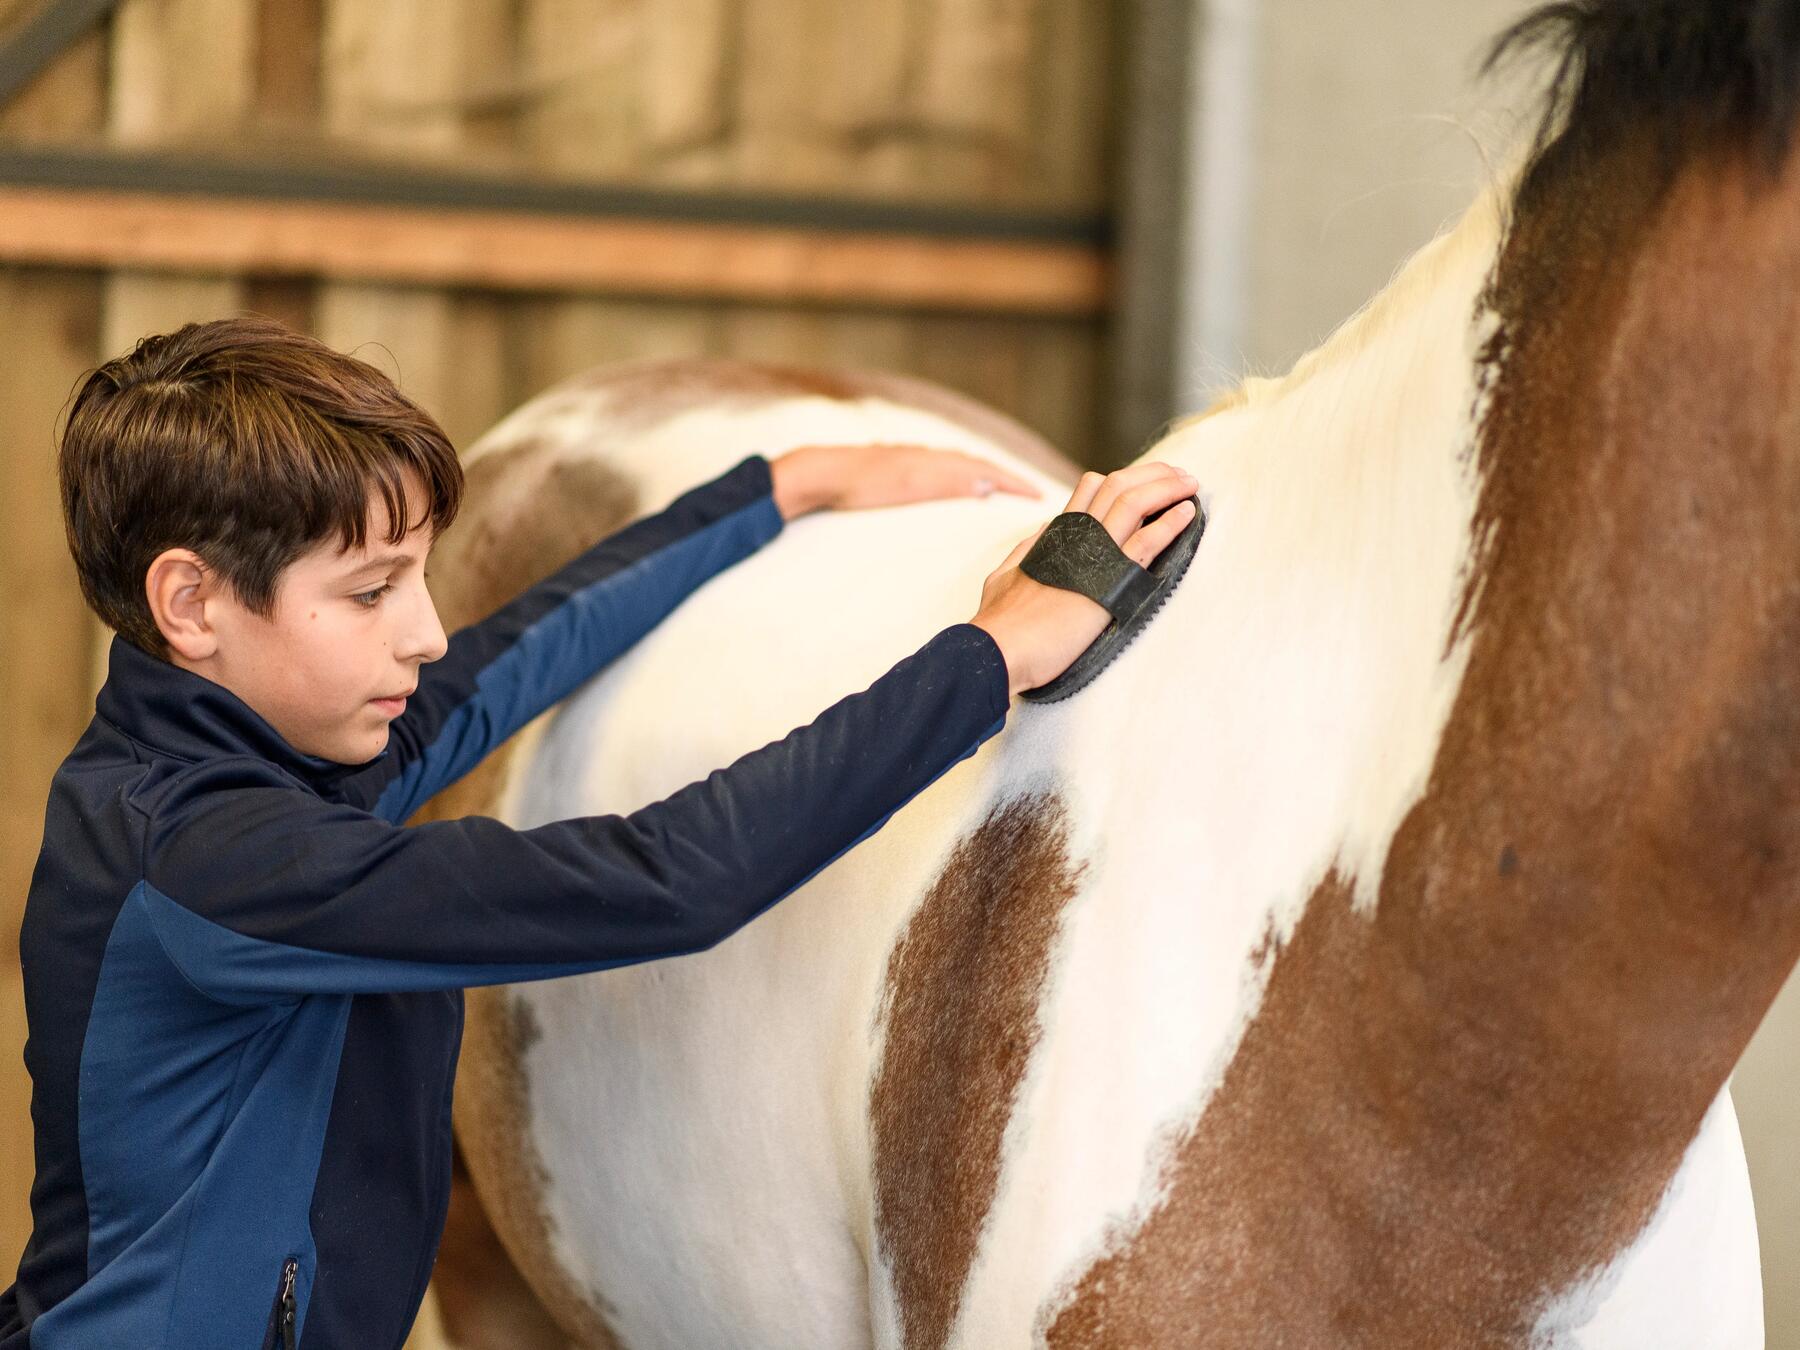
[345, 445, 1040, 825]
[139, 623, 1009, 1002]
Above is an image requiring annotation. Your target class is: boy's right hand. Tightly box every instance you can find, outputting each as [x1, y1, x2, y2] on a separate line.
[970, 462, 1199, 698]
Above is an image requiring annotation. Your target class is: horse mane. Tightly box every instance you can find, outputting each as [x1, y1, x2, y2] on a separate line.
[1492, 0, 1800, 205]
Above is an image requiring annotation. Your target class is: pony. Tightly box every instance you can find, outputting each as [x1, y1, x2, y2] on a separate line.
[426, 3, 1800, 1344]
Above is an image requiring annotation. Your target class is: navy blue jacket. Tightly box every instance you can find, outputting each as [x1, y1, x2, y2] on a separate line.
[0, 455, 1010, 1349]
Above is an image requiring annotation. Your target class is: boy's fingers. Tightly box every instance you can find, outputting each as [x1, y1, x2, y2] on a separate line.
[1067, 462, 1173, 516]
[985, 477, 1042, 499]
[1064, 471, 1104, 514]
[1124, 499, 1196, 567]
[1087, 462, 1192, 523]
[1101, 475, 1199, 545]
[955, 455, 1041, 499]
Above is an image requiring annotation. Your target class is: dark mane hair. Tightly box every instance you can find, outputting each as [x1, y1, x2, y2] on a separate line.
[1490, 0, 1800, 196]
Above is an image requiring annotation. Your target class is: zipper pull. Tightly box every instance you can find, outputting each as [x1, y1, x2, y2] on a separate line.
[278, 1257, 298, 1350]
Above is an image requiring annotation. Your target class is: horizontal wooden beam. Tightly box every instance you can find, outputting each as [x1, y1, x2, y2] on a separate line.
[0, 182, 1109, 316]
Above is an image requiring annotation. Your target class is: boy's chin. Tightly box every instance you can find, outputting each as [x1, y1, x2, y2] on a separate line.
[321, 722, 389, 766]
[355, 724, 392, 762]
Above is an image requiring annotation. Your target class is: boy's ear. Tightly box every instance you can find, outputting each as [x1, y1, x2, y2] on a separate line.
[145, 548, 220, 661]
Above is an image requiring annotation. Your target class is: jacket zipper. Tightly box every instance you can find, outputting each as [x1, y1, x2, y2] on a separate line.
[275, 1256, 298, 1350]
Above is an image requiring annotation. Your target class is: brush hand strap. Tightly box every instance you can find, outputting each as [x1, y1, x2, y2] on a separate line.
[1020, 511, 1159, 625]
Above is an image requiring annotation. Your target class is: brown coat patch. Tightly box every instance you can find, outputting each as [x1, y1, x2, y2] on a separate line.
[550, 357, 1081, 486]
[454, 992, 624, 1350]
[1041, 141, 1800, 1344]
[432, 1140, 575, 1350]
[430, 437, 642, 637]
[871, 793, 1086, 1350]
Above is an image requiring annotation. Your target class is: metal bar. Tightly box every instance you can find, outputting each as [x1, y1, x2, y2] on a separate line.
[1112, 0, 1203, 460]
[0, 0, 124, 110]
[1180, 0, 1261, 404]
[0, 144, 1113, 248]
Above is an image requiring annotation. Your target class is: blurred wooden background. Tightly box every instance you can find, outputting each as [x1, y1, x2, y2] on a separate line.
[0, 0, 1118, 1285]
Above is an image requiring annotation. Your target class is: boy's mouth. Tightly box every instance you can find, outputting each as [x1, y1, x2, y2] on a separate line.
[370, 688, 414, 715]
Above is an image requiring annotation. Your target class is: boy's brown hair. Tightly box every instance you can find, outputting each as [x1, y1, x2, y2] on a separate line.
[59, 315, 464, 659]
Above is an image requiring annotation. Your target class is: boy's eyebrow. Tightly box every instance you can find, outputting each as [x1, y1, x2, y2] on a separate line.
[340, 551, 418, 577]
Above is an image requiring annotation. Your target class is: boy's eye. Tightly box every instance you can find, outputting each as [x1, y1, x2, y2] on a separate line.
[352, 583, 393, 608]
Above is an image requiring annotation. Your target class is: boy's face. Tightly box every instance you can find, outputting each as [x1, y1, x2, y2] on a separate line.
[184, 473, 449, 765]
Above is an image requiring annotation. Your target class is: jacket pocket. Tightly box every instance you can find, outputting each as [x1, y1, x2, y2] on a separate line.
[260, 1255, 299, 1350]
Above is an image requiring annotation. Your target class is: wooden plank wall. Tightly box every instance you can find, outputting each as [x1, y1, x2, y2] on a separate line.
[0, 0, 1116, 1292]
[0, 0, 108, 1288]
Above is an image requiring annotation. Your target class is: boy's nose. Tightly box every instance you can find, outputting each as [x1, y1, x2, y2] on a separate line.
[401, 592, 449, 664]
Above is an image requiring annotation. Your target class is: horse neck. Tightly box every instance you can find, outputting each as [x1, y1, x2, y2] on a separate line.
[1111, 129, 1800, 1076]
[1451, 131, 1800, 1095]
[1316, 133, 1796, 1301]
[1187, 131, 1800, 1327]
[1037, 139, 1800, 1333]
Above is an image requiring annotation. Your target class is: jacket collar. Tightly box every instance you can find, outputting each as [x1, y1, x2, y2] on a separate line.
[94, 635, 387, 791]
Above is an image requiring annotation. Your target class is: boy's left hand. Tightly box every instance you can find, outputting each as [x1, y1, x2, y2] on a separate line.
[768, 443, 1043, 521]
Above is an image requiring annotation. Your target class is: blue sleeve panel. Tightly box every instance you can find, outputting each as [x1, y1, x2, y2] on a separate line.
[346, 453, 786, 825]
[139, 623, 1011, 1003]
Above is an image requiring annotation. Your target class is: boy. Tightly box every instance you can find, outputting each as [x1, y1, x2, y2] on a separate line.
[0, 317, 1197, 1349]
